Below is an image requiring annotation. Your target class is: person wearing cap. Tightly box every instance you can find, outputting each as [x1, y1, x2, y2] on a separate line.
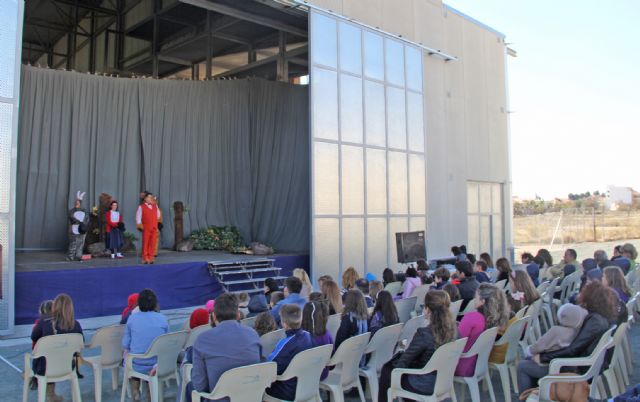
[67, 191, 89, 261]
[136, 192, 161, 264]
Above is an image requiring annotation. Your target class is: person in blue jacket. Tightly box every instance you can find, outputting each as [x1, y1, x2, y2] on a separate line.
[271, 276, 307, 326]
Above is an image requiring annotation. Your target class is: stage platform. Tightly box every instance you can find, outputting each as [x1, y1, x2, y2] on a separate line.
[15, 249, 308, 325]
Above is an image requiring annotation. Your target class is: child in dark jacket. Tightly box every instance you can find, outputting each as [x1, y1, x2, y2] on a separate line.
[265, 304, 314, 400]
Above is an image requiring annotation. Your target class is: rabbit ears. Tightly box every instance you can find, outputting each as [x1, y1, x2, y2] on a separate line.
[76, 191, 86, 201]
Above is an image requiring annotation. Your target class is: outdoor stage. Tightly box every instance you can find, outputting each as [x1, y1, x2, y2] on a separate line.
[15, 249, 308, 325]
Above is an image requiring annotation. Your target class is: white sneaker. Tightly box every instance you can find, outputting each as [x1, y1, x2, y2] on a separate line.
[111, 254, 115, 259]
[116, 253, 124, 259]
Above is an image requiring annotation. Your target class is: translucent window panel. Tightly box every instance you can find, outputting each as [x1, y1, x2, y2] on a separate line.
[467, 215, 480, 256]
[367, 218, 388, 273]
[467, 182, 479, 214]
[364, 80, 386, 147]
[342, 218, 365, 274]
[313, 142, 340, 215]
[363, 31, 384, 81]
[366, 148, 387, 215]
[312, 68, 339, 141]
[0, 0, 18, 98]
[479, 183, 492, 214]
[389, 217, 409, 268]
[313, 218, 340, 282]
[385, 38, 405, 87]
[0, 103, 11, 213]
[408, 154, 426, 215]
[388, 151, 408, 214]
[341, 145, 364, 215]
[407, 91, 425, 152]
[310, 12, 337, 68]
[492, 183, 502, 214]
[410, 216, 426, 233]
[480, 215, 491, 254]
[492, 214, 503, 259]
[405, 45, 423, 93]
[338, 22, 362, 75]
[386, 86, 407, 150]
[339, 74, 363, 144]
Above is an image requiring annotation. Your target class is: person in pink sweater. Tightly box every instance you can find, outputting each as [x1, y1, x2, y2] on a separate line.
[455, 283, 509, 376]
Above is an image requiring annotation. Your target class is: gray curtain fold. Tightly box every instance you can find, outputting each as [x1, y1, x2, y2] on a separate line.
[16, 66, 309, 252]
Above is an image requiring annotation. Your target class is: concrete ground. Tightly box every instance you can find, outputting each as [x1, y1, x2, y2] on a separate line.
[1, 311, 639, 402]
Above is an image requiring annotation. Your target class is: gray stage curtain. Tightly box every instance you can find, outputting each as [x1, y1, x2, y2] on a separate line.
[16, 66, 309, 252]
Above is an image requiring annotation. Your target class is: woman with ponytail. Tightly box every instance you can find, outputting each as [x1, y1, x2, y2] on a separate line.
[377, 290, 458, 402]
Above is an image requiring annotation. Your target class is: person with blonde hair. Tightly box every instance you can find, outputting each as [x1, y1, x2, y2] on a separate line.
[341, 266, 360, 294]
[321, 279, 343, 314]
[293, 268, 313, 299]
[31, 294, 83, 401]
[603, 266, 632, 303]
[507, 270, 540, 313]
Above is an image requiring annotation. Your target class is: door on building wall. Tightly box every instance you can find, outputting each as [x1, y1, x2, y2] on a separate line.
[467, 182, 504, 259]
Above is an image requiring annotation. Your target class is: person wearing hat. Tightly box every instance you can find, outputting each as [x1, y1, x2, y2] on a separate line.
[67, 191, 89, 261]
[136, 192, 161, 264]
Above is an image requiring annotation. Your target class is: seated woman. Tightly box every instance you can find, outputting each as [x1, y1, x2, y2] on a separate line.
[455, 283, 509, 377]
[495, 257, 513, 283]
[368, 291, 400, 336]
[377, 290, 457, 402]
[507, 270, 540, 313]
[334, 289, 368, 350]
[321, 279, 343, 315]
[602, 266, 630, 324]
[400, 267, 422, 299]
[382, 268, 397, 288]
[516, 281, 616, 394]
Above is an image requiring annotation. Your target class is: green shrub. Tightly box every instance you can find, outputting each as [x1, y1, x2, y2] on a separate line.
[190, 225, 244, 251]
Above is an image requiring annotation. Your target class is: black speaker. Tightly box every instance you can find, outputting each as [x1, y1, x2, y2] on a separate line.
[395, 231, 426, 263]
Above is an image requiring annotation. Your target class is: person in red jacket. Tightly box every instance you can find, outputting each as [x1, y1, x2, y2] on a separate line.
[136, 193, 160, 264]
[106, 200, 125, 259]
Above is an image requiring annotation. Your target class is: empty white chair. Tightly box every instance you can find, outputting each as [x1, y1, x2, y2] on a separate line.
[326, 313, 342, 340]
[240, 315, 258, 328]
[359, 324, 403, 402]
[22, 333, 84, 402]
[453, 326, 499, 402]
[260, 328, 286, 359]
[398, 315, 425, 346]
[320, 332, 370, 402]
[120, 331, 188, 402]
[395, 296, 417, 323]
[449, 299, 463, 318]
[488, 317, 528, 401]
[410, 285, 431, 312]
[525, 299, 543, 345]
[82, 324, 125, 402]
[184, 324, 210, 349]
[384, 281, 403, 296]
[263, 344, 333, 402]
[458, 299, 476, 317]
[388, 337, 467, 402]
[191, 361, 277, 402]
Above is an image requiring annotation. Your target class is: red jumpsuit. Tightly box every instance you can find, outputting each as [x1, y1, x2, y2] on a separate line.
[137, 203, 159, 263]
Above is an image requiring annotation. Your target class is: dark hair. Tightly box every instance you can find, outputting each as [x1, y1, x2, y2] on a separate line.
[270, 291, 284, 306]
[405, 267, 418, 278]
[254, 312, 277, 337]
[302, 301, 330, 337]
[137, 289, 158, 312]
[109, 200, 119, 209]
[521, 252, 534, 263]
[424, 290, 456, 347]
[372, 291, 399, 326]
[213, 293, 239, 322]
[475, 260, 487, 272]
[455, 260, 473, 278]
[442, 283, 460, 302]
[434, 267, 450, 281]
[451, 246, 461, 256]
[614, 245, 623, 254]
[39, 300, 53, 317]
[416, 259, 428, 270]
[285, 276, 303, 294]
[460, 245, 467, 254]
[496, 258, 512, 274]
[382, 268, 396, 285]
[536, 249, 553, 267]
[533, 256, 544, 267]
[479, 253, 494, 268]
[355, 278, 370, 295]
[566, 249, 577, 260]
[264, 278, 279, 294]
[309, 291, 324, 302]
[342, 289, 368, 321]
[578, 281, 616, 318]
[467, 253, 476, 264]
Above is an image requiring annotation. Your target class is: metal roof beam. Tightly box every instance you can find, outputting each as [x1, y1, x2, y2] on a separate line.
[51, 0, 118, 15]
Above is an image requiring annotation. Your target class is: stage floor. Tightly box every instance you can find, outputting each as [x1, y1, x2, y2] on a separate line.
[16, 249, 305, 272]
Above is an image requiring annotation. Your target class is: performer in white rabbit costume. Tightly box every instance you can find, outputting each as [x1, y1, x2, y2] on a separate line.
[67, 191, 89, 261]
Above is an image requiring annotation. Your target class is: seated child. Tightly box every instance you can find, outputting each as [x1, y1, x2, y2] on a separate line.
[254, 312, 277, 337]
[302, 301, 333, 380]
[265, 304, 313, 400]
[524, 303, 587, 359]
[237, 292, 250, 319]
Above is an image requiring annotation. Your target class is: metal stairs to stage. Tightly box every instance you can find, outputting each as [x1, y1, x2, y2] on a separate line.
[207, 258, 287, 294]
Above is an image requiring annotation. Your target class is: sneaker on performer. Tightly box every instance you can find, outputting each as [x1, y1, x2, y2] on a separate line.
[116, 253, 124, 259]
[111, 254, 115, 259]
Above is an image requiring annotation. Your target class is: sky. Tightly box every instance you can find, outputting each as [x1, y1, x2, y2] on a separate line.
[444, 0, 640, 200]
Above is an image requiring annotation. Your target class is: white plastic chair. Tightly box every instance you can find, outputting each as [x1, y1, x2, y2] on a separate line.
[178, 363, 192, 402]
[601, 323, 629, 397]
[241, 315, 258, 328]
[398, 315, 425, 346]
[260, 328, 286, 359]
[319, 332, 370, 402]
[22, 333, 84, 402]
[359, 323, 403, 402]
[410, 285, 431, 312]
[524, 299, 543, 345]
[458, 298, 476, 317]
[541, 277, 560, 331]
[263, 344, 333, 402]
[120, 331, 188, 402]
[184, 324, 210, 349]
[449, 299, 463, 318]
[388, 337, 467, 402]
[453, 326, 499, 402]
[384, 281, 403, 296]
[191, 361, 277, 402]
[326, 313, 342, 340]
[495, 279, 507, 290]
[488, 317, 528, 402]
[395, 296, 417, 323]
[82, 324, 125, 402]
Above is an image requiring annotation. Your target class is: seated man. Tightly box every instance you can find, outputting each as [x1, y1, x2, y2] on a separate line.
[454, 260, 479, 311]
[271, 276, 307, 326]
[474, 261, 491, 283]
[265, 304, 314, 400]
[548, 249, 582, 279]
[186, 293, 262, 402]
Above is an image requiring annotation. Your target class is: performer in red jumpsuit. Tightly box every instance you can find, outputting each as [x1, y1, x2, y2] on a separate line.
[136, 192, 160, 264]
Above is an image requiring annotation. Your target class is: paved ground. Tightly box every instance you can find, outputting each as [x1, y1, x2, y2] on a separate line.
[1, 314, 639, 402]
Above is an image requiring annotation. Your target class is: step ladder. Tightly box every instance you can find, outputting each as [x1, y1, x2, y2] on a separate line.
[208, 258, 286, 294]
